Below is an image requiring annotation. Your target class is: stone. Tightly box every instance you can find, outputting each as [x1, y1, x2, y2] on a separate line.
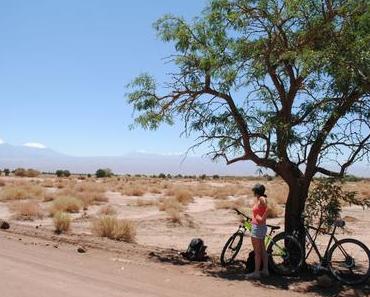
[0, 220, 10, 229]
[77, 247, 86, 253]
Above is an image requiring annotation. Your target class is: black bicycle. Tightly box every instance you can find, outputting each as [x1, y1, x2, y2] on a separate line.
[220, 208, 303, 276]
[293, 217, 370, 285]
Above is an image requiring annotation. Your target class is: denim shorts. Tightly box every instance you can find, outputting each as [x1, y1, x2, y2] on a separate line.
[251, 223, 267, 239]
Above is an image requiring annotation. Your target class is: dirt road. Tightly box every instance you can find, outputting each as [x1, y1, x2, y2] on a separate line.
[0, 233, 307, 297]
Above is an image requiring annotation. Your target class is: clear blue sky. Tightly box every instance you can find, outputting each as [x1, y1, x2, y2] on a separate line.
[0, 0, 207, 156]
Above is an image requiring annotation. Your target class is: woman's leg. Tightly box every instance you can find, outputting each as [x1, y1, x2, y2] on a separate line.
[261, 237, 269, 275]
[251, 237, 261, 274]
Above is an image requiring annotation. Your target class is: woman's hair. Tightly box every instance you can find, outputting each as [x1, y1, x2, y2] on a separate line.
[252, 183, 266, 196]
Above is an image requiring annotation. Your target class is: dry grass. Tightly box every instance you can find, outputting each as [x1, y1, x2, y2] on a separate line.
[92, 216, 136, 242]
[121, 184, 146, 196]
[267, 198, 283, 218]
[0, 179, 5, 187]
[49, 196, 83, 216]
[158, 197, 185, 225]
[173, 188, 193, 204]
[214, 197, 246, 209]
[53, 212, 71, 234]
[98, 205, 117, 216]
[0, 182, 44, 201]
[266, 182, 288, 204]
[128, 198, 158, 207]
[41, 179, 55, 188]
[9, 201, 43, 221]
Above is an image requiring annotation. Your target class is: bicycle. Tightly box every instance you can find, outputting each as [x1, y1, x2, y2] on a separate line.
[293, 216, 370, 285]
[220, 208, 303, 276]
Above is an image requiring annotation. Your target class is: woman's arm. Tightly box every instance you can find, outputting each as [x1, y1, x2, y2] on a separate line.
[255, 197, 268, 224]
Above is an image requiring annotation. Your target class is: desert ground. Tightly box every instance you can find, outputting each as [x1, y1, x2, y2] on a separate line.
[0, 175, 369, 297]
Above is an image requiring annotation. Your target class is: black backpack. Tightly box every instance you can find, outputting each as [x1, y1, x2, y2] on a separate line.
[182, 238, 208, 261]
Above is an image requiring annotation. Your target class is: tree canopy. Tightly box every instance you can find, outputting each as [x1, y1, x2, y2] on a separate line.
[127, 0, 369, 185]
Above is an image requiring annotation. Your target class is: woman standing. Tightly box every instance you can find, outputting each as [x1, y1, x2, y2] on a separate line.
[246, 183, 269, 279]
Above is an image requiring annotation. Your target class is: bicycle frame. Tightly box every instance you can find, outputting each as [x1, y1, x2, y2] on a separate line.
[304, 224, 344, 265]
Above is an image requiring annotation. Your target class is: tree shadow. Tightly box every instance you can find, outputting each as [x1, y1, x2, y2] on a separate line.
[148, 249, 370, 297]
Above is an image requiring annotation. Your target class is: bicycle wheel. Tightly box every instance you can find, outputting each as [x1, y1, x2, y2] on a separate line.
[220, 232, 244, 266]
[328, 238, 370, 285]
[267, 232, 304, 276]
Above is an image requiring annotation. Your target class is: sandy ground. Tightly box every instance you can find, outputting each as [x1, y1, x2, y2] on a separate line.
[0, 177, 369, 296]
[1, 232, 308, 297]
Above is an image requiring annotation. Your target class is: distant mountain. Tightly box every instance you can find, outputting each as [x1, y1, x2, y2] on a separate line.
[0, 143, 259, 176]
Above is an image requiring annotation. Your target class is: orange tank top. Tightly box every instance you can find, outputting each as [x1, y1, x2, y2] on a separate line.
[252, 202, 267, 225]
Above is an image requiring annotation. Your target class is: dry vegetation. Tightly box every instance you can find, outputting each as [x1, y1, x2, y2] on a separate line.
[53, 211, 71, 234]
[92, 215, 136, 242]
[98, 204, 117, 216]
[9, 200, 43, 221]
[49, 196, 83, 216]
[0, 182, 44, 201]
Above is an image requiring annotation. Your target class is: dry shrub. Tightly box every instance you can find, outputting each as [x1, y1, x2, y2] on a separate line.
[0, 183, 44, 201]
[148, 186, 162, 194]
[174, 188, 193, 205]
[10, 201, 43, 220]
[92, 216, 136, 242]
[49, 196, 82, 216]
[0, 179, 5, 187]
[129, 198, 158, 207]
[121, 185, 146, 196]
[59, 182, 108, 207]
[98, 205, 117, 216]
[267, 198, 283, 218]
[41, 179, 54, 188]
[53, 212, 71, 234]
[214, 197, 246, 209]
[158, 197, 184, 225]
[267, 182, 288, 204]
[43, 191, 56, 202]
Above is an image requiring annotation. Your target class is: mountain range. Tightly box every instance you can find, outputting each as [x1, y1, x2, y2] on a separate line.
[0, 143, 260, 176]
[0, 143, 369, 176]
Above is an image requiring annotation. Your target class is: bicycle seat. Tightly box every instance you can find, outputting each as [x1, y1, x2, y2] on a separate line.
[334, 219, 345, 228]
[268, 225, 280, 231]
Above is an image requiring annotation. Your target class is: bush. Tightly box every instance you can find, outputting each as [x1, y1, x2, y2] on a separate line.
[92, 216, 136, 242]
[98, 205, 117, 215]
[96, 168, 113, 178]
[49, 196, 83, 216]
[53, 212, 71, 234]
[305, 179, 370, 232]
[14, 168, 40, 177]
[10, 201, 44, 221]
[56, 169, 71, 177]
[0, 183, 44, 201]
[4, 169, 10, 176]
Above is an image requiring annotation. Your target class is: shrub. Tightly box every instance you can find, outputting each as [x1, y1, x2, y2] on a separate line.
[96, 168, 113, 178]
[267, 198, 283, 218]
[0, 183, 44, 201]
[129, 198, 158, 207]
[53, 212, 71, 234]
[10, 201, 43, 221]
[98, 205, 117, 216]
[305, 179, 370, 232]
[4, 168, 10, 176]
[56, 169, 71, 177]
[173, 188, 193, 205]
[0, 179, 5, 187]
[158, 173, 166, 179]
[92, 216, 136, 242]
[49, 196, 83, 216]
[14, 168, 40, 177]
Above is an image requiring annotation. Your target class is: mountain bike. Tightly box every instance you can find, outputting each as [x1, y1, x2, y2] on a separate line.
[220, 208, 303, 276]
[293, 216, 370, 285]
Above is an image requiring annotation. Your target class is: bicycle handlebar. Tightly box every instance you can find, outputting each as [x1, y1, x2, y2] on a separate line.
[232, 208, 280, 230]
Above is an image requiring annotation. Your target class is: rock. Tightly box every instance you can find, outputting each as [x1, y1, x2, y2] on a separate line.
[317, 274, 334, 288]
[77, 247, 86, 253]
[0, 220, 10, 229]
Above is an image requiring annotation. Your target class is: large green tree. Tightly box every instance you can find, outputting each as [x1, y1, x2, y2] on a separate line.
[127, 0, 370, 233]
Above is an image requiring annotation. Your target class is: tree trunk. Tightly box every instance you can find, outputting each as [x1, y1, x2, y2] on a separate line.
[284, 180, 310, 266]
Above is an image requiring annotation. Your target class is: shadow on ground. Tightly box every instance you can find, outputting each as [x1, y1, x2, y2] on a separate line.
[148, 249, 370, 297]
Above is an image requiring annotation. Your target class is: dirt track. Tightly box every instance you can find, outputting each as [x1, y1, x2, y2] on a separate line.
[0, 232, 308, 297]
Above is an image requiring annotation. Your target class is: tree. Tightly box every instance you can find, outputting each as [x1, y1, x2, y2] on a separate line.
[3, 169, 10, 176]
[127, 0, 370, 234]
[56, 170, 64, 178]
[96, 168, 113, 178]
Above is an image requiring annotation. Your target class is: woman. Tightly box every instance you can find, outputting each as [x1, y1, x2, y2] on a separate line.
[246, 183, 269, 279]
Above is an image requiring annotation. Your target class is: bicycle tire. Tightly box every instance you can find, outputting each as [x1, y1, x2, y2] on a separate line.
[220, 232, 244, 266]
[328, 238, 370, 285]
[267, 232, 304, 276]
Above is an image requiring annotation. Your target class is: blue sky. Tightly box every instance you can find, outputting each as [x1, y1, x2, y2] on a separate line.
[0, 0, 207, 156]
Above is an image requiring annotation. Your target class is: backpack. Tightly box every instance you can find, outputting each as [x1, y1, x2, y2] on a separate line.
[182, 238, 208, 261]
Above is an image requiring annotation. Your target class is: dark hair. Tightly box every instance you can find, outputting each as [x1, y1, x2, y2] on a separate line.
[252, 183, 266, 196]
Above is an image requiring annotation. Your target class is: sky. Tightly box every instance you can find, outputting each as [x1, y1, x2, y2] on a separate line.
[0, 0, 207, 157]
